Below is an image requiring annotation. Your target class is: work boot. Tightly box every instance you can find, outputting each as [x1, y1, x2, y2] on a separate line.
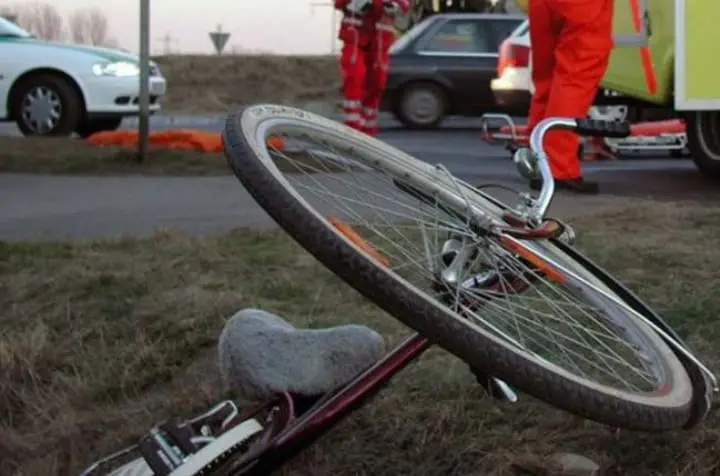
[530, 177, 599, 195]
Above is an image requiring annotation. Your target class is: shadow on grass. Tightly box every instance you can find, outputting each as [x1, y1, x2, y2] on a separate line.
[1, 201, 719, 475]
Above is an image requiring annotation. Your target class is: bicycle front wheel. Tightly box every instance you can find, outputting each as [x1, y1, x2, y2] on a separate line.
[223, 104, 695, 431]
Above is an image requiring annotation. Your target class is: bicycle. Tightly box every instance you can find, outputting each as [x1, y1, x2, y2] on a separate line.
[83, 105, 716, 476]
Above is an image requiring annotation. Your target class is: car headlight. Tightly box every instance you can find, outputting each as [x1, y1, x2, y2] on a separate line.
[92, 61, 140, 77]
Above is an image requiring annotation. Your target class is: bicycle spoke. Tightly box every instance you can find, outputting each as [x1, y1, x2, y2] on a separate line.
[259, 132, 664, 393]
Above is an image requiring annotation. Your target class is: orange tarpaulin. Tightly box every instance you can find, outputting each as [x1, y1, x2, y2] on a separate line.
[86, 129, 285, 152]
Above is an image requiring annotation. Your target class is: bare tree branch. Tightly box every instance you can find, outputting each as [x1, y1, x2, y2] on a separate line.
[14, 2, 66, 40]
[68, 10, 87, 44]
[68, 7, 116, 46]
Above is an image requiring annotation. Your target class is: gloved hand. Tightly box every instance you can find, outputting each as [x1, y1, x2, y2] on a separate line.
[346, 0, 372, 14]
[383, 0, 400, 15]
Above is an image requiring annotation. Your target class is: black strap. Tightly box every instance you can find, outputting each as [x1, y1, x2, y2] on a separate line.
[574, 118, 631, 138]
[159, 420, 197, 455]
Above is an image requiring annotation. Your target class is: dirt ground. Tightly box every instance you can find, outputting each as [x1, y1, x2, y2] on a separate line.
[2, 201, 720, 475]
[152, 55, 341, 114]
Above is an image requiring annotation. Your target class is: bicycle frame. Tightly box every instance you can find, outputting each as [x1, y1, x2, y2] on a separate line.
[235, 334, 431, 475]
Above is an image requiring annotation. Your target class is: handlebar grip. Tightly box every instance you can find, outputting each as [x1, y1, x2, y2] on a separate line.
[574, 118, 631, 138]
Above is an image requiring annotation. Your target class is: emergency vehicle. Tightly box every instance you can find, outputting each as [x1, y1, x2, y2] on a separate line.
[603, 0, 720, 177]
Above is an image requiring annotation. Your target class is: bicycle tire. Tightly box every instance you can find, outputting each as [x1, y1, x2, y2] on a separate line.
[222, 104, 695, 431]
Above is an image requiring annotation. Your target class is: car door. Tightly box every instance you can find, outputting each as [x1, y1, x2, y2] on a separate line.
[415, 18, 500, 115]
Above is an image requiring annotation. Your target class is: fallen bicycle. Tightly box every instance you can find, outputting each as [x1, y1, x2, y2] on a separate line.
[83, 105, 716, 476]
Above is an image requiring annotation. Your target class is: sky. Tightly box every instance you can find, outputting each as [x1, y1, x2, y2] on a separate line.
[46, 0, 341, 55]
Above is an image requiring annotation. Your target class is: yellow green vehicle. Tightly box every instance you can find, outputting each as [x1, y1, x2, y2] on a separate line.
[601, 0, 720, 177]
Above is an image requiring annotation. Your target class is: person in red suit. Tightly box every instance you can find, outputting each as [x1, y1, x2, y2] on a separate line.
[335, 0, 408, 136]
[525, 0, 615, 194]
[335, 0, 373, 132]
[361, 0, 409, 136]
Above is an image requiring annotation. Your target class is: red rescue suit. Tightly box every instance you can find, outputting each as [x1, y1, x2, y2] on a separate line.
[362, 0, 408, 136]
[336, 0, 372, 132]
[335, 0, 408, 136]
[526, 0, 614, 180]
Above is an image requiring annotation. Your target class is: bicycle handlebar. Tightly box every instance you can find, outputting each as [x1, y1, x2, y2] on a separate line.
[527, 117, 631, 222]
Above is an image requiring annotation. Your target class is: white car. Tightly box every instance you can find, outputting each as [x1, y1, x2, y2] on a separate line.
[490, 19, 628, 122]
[0, 17, 167, 137]
[489, 19, 532, 114]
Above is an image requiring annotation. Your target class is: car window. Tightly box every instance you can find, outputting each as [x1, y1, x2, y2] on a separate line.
[513, 20, 530, 38]
[390, 17, 435, 55]
[487, 19, 525, 51]
[0, 17, 31, 38]
[420, 20, 492, 54]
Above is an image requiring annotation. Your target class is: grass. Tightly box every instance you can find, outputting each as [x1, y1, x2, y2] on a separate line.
[2, 200, 720, 475]
[152, 55, 340, 114]
[0, 136, 337, 176]
[0, 136, 229, 176]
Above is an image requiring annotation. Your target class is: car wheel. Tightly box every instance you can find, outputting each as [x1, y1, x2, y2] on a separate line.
[395, 82, 447, 129]
[75, 117, 124, 138]
[13, 73, 83, 137]
[686, 111, 720, 177]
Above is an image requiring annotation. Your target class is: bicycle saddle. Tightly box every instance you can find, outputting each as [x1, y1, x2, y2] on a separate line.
[218, 309, 385, 400]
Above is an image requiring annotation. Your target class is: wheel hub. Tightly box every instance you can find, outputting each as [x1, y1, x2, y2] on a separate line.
[22, 86, 61, 134]
[406, 90, 439, 122]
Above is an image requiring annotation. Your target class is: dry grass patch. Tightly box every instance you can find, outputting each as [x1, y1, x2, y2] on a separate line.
[153, 55, 341, 114]
[1, 200, 720, 475]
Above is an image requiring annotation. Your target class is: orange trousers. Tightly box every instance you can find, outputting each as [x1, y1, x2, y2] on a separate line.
[526, 0, 614, 180]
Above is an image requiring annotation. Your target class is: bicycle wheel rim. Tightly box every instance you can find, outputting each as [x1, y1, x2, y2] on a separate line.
[223, 105, 693, 428]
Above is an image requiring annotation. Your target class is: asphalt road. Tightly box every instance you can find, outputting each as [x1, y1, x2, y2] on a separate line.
[0, 115, 717, 242]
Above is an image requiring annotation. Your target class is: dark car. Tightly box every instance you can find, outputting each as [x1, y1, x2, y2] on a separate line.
[382, 13, 525, 129]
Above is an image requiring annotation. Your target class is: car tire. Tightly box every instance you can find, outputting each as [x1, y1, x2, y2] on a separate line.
[13, 73, 83, 137]
[75, 117, 123, 139]
[685, 111, 720, 178]
[395, 82, 447, 129]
